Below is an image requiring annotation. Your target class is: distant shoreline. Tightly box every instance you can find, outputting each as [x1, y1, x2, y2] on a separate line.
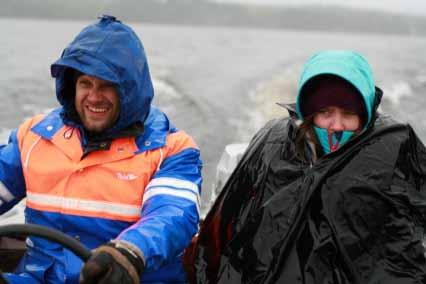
[2, 0, 426, 37]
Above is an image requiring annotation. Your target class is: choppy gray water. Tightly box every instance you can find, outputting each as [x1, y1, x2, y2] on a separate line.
[1, 18, 426, 213]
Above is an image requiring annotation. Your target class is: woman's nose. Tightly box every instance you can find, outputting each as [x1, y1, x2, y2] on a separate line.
[329, 117, 345, 131]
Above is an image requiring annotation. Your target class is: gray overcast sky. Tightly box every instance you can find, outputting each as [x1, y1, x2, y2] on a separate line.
[210, 0, 426, 16]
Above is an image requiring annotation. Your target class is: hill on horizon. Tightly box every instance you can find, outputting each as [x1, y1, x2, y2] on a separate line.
[2, 0, 426, 36]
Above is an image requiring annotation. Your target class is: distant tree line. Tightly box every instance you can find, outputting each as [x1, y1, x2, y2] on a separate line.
[1, 0, 426, 36]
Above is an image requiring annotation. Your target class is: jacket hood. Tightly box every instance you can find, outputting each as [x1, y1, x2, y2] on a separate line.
[50, 15, 154, 134]
[296, 50, 376, 127]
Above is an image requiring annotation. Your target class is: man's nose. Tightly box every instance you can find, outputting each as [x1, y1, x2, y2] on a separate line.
[87, 88, 103, 101]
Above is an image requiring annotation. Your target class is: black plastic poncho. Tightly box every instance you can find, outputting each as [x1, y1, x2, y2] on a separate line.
[186, 114, 426, 284]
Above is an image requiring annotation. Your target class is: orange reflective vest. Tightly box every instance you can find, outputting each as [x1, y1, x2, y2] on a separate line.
[1, 107, 202, 283]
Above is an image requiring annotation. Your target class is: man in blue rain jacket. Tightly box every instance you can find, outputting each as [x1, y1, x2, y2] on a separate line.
[0, 15, 202, 283]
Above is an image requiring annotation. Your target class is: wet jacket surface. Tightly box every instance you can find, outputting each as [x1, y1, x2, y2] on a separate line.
[187, 113, 426, 283]
[0, 16, 202, 283]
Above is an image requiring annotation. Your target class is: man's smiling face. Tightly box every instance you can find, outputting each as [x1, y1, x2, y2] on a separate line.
[75, 74, 120, 133]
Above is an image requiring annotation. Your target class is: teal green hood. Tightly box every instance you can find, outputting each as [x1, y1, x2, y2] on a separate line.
[296, 50, 376, 127]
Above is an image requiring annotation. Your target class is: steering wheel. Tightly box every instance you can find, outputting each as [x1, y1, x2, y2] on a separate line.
[0, 223, 92, 283]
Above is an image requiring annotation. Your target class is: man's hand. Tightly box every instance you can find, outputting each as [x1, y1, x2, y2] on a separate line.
[79, 241, 144, 284]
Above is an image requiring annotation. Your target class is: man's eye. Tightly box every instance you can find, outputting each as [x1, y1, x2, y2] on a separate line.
[99, 83, 115, 91]
[79, 81, 90, 87]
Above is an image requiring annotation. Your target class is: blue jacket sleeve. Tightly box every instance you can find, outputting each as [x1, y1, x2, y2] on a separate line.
[118, 147, 202, 271]
[0, 129, 26, 214]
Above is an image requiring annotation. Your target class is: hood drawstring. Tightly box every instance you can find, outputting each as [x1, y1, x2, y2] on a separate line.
[64, 127, 75, 140]
[328, 131, 342, 152]
[314, 126, 354, 155]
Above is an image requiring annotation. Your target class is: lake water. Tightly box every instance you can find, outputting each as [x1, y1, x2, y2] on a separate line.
[1, 17, 426, 214]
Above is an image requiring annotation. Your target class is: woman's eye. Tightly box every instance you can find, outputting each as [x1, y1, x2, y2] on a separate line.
[343, 111, 357, 117]
[319, 109, 330, 115]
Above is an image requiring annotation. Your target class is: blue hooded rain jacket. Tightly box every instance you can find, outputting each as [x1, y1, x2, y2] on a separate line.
[0, 15, 202, 283]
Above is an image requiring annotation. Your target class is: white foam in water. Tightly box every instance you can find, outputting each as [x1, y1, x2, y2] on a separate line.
[382, 81, 413, 105]
[21, 107, 54, 122]
[0, 128, 11, 144]
[416, 74, 426, 85]
[152, 77, 182, 99]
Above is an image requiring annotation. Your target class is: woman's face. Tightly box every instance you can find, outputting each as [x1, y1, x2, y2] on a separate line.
[313, 106, 361, 131]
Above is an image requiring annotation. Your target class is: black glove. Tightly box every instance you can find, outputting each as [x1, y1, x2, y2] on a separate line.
[79, 241, 144, 284]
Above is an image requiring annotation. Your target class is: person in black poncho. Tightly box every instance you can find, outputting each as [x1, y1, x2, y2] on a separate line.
[185, 50, 426, 284]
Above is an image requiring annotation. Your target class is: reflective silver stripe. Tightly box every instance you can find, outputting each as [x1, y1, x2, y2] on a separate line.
[142, 186, 200, 215]
[0, 181, 14, 202]
[26, 192, 141, 217]
[146, 177, 199, 194]
[24, 136, 42, 168]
